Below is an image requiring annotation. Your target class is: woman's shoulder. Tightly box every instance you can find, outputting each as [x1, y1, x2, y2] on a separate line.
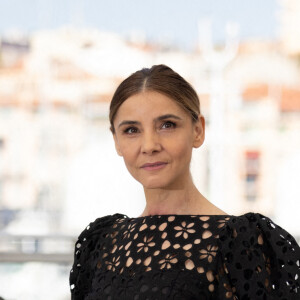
[224, 211, 298, 243]
[218, 211, 300, 298]
[76, 213, 127, 241]
[221, 211, 300, 261]
[69, 213, 128, 297]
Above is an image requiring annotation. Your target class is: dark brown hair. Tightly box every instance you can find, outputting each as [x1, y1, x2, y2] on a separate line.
[109, 64, 201, 134]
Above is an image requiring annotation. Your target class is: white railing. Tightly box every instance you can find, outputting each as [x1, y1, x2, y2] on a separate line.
[0, 233, 77, 263]
[1, 233, 299, 263]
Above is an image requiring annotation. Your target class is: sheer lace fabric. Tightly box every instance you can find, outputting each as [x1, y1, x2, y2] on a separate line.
[70, 212, 300, 300]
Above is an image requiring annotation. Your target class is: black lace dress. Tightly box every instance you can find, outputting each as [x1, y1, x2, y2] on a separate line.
[69, 212, 300, 300]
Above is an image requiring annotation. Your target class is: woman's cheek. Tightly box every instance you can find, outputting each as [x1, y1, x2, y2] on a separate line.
[119, 137, 133, 151]
[122, 143, 138, 163]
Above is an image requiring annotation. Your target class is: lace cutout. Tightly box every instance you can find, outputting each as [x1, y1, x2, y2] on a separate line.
[70, 213, 300, 300]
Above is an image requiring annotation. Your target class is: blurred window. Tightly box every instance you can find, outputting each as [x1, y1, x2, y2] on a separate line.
[244, 151, 260, 202]
[0, 138, 4, 150]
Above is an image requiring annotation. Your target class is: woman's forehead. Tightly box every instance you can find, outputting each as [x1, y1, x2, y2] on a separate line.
[115, 91, 186, 118]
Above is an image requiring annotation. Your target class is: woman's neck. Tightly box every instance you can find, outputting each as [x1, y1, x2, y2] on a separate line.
[140, 179, 211, 217]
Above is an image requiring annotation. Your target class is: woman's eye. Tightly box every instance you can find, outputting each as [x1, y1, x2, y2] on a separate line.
[124, 127, 138, 134]
[161, 121, 176, 129]
[123, 121, 176, 135]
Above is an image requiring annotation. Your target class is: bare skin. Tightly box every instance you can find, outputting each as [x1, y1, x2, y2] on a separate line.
[112, 91, 228, 217]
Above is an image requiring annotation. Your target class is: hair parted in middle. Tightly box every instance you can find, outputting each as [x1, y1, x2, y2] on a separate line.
[109, 64, 201, 134]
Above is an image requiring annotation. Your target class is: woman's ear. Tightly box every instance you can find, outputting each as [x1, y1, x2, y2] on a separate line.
[192, 114, 205, 148]
[112, 133, 123, 157]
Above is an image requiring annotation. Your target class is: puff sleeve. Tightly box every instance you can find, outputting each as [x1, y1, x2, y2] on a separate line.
[69, 214, 123, 300]
[218, 212, 300, 300]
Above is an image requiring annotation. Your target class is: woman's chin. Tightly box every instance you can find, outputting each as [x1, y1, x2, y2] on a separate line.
[140, 179, 170, 190]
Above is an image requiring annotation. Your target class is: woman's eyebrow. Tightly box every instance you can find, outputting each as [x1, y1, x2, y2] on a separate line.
[118, 114, 182, 128]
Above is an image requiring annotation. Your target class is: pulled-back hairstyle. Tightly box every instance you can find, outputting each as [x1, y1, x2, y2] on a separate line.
[109, 64, 201, 134]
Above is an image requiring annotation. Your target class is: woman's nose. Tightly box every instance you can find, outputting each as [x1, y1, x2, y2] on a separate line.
[141, 130, 162, 154]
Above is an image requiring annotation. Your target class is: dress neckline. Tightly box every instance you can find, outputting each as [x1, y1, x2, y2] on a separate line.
[120, 213, 236, 221]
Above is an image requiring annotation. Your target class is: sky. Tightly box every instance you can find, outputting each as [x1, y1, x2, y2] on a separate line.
[0, 0, 280, 50]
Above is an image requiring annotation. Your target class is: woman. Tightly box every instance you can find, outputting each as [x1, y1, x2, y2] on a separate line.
[70, 65, 300, 299]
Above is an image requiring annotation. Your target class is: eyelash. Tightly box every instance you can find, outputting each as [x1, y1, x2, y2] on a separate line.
[123, 121, 177, 134]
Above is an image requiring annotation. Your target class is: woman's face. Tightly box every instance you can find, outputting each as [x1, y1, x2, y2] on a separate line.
[112, 90, 205, 189]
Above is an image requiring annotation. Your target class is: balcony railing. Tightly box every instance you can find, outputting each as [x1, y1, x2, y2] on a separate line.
[0, 233, 77, 263]
[1, 233, 300, 264]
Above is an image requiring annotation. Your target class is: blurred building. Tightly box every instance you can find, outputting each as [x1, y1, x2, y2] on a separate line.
[278, 0, 300, 56]
[0, 26, 299, 237]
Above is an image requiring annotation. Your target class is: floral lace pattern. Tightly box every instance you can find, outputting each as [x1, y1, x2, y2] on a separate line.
[70, 212, 300, 300]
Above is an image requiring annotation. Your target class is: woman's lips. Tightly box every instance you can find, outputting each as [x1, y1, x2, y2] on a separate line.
[141, 163, 167, 171]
